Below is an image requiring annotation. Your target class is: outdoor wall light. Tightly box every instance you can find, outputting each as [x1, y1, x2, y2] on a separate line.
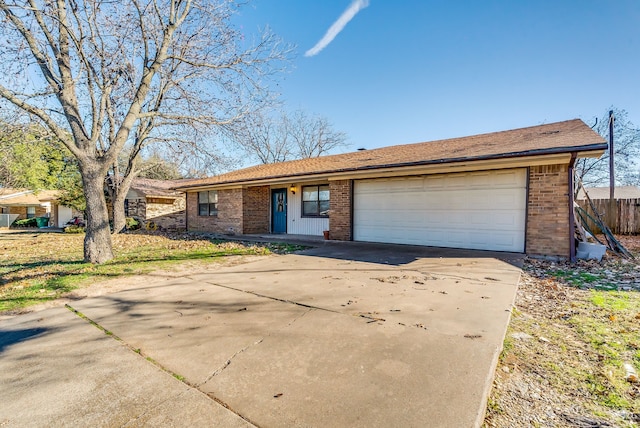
[289, 184, 296, 194]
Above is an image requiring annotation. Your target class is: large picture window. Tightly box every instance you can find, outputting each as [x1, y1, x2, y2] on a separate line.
[302, 185, 329, 217]
[198, 191, 218, 216]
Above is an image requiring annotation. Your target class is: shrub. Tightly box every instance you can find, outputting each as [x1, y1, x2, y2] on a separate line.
[12, 218, 38, 228]
[125, 217, 141, 230]
[64, 225, 85, 234]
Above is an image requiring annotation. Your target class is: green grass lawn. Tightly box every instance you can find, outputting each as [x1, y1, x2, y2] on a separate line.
[0, 231, 303, 313]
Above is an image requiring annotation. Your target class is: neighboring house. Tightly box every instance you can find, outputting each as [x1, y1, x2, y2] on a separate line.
[123, 178, 186, 230]
[576, 186, 640, 200]
[0, 189, 74, 227]
[175, 119, 607, 259]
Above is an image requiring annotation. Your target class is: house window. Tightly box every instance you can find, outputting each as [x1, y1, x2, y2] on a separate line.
[26, 206, 36, 218]
[302, 185, 329, 217]
[198, 191, 218, 216]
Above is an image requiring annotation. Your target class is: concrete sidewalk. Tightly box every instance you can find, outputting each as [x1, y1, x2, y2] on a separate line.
[0, 244, 522, 427]
[0, 307, 250, 427]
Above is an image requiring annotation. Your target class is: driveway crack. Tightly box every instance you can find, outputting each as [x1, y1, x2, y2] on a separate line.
[65, 304, 259, 427]
[192, 279, 386, 324]
[197, 308, 313, 388]
[197, 336, 265, 387]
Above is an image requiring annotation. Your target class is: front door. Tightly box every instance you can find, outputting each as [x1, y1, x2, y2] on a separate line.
[271, 189, 287, 233]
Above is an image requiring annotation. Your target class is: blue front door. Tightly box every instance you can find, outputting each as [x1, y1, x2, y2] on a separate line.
[272, 189, 287, 233]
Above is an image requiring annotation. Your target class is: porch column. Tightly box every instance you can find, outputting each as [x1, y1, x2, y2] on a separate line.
[329, 180, 352, 241]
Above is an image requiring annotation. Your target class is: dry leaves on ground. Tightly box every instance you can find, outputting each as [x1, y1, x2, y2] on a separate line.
[484, 236, 640, 428]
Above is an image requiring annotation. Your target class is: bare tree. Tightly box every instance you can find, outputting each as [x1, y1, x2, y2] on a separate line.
[0, 0, 291, 262]
[575, 108, 640, 187]
[232, 109, 348, 164]
[231, 111, 294, 164]
[286, 110, 347, 159]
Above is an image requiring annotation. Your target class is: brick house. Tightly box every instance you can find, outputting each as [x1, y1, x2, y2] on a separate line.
[176, 119, 607, 259]
[123, 178, 187, 230]
[0, 189, 75, 227]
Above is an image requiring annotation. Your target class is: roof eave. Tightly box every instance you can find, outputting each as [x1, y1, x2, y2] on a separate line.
[175, 143, 608, 191]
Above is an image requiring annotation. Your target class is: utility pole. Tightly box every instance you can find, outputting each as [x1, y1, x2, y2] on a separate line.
[609, 110, 615, 224]
[609, 110, 615, 199]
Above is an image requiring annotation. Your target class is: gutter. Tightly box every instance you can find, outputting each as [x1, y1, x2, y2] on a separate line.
[0, 190, 33, 200]
[173, 143, 608, 191]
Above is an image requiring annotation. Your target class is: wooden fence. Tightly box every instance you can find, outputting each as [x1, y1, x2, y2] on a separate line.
[576, 198, 640, 235]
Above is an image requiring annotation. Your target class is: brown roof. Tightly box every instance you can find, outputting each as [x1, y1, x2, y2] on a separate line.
[177, 119, 606, 189]
[577, 186, 640, 200]
[131, 178, 186, 198]
[0, 188, 27, 197]
[0, 189, 59, 205]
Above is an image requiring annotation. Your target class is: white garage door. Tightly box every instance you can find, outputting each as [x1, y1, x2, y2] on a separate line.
[353, 169, 527, 252]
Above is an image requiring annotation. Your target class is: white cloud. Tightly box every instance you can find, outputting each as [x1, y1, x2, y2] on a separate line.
[304, 0, 370, 57]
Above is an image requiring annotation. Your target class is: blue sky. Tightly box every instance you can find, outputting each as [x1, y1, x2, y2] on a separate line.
[237, 0, 640, 150]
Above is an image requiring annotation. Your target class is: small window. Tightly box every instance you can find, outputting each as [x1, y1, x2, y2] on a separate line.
[26, 206, 36, 218]
[302, 185, 329, 217]
[198, 191, 218, 216]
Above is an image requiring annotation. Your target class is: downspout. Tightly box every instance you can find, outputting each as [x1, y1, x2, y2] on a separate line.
[185, 192, 189, 231]
[568, 153, 577, 262]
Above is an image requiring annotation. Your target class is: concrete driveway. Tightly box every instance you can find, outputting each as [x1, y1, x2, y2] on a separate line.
[0, 242, 523, 427]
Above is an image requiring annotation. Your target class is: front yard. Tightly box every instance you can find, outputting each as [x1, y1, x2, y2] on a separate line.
[0, 230, 302, 313]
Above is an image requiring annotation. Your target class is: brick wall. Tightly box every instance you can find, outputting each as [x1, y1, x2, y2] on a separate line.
[146, 196, 186, 230]
[526, 164, 570, 258]
[8, 206, 47, 220]
[242, 186, 269, 234]
[186, 189, 243, 234]
[329, 180, 352, 241]
[123, 199, 145, 218]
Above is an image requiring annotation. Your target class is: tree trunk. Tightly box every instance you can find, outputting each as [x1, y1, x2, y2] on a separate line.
[81, 165, 114, 264]
[112, 190, 127, 234]
[111, 169, 137, 235]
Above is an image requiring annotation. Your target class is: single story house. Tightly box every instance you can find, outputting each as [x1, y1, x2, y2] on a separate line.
[176, 119, 607, 259]
[122, 178, 186, 230]
[0, 189, 75, 227]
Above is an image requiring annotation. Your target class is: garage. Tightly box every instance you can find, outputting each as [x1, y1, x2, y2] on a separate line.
[353, 168, 527, 252]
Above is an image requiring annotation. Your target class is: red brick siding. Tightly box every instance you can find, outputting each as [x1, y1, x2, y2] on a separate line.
[329, 180, 352, 241]
[243, 186, 270, 234]
[526, 164, 570, 258]
[186, 189, 243, 234]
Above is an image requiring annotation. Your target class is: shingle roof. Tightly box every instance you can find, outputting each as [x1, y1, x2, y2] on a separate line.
[577, 186, 640, 200]
[131, 178, 188, 197]
[0, 189, 59, 205]
[177, 119, 606, 189]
